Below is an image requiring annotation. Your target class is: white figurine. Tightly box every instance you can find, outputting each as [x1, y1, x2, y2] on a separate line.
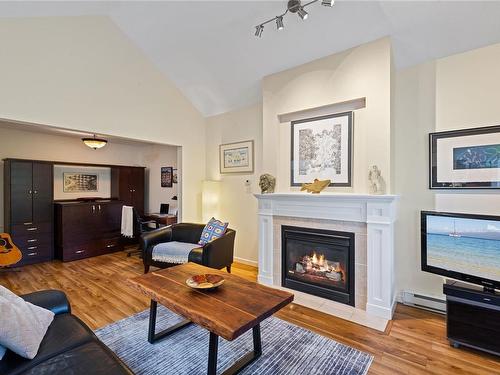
[368, 165, 385, 195]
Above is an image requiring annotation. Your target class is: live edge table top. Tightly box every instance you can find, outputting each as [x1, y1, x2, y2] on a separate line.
[128, 262, 294, 341]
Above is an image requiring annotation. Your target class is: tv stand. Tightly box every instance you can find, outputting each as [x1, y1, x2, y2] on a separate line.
[443, 280, 500, 357]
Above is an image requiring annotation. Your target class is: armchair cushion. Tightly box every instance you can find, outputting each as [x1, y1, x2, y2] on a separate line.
[198, 217, 228, 245]
[152, 241, 201, 264]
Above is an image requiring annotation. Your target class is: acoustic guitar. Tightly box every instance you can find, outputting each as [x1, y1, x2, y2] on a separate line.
[0, 233, 22, 267]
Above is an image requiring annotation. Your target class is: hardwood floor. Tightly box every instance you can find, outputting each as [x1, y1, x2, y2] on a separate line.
[1, 252, 499, 374]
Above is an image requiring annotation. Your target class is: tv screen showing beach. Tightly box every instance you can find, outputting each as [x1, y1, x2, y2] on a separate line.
[426, 215, 500, 283]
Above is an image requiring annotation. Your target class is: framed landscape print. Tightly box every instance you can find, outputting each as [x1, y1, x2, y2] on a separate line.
[219, 140, 254, 174]
[291, 112, 353, 187]
[429, 125, 500, 189]
[161, 167, 173, 187]
[63, 173, 98, 192]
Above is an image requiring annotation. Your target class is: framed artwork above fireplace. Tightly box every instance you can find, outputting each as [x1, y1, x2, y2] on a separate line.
[291, 111, 353, 187]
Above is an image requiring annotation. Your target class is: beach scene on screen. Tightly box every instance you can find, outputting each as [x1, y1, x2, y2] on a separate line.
[426, 215, 500, 282]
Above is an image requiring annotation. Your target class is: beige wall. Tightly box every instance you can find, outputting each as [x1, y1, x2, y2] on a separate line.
[0, 16, 204, 221]
[205, 104, 263, 265]
[262, 37, 392, 193]
[0, 125, 178, 231]
[394, 42, 500, 298]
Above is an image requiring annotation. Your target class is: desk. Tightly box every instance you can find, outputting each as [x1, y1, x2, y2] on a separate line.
[145, 213, 177, 226]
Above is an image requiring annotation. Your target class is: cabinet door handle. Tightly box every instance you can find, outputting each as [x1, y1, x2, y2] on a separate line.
[106, 244, 115, 248]
[28, 190, 32, 194]
[98, 204, 101, 212]
[27, 246, 38, 250]
[75, 250, 85, 254]
[26, 227, 38, 231]
[33, 190, 38, 194]
[23, 222, 33, 226]
[27, 239, 38, 243]
[92, 205, 96, 213]
[27, 252, 38, 256]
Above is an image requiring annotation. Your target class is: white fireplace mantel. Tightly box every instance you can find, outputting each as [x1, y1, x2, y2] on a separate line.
[254, 192, 399, 320]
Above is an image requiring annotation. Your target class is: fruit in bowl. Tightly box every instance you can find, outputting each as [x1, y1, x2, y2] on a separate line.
[186, 274, 225, 290]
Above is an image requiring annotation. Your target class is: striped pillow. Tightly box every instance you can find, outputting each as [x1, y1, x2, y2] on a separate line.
[198, 218, 228, 245]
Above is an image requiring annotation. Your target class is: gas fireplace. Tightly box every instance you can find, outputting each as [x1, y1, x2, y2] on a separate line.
[281, 226, 355, 306]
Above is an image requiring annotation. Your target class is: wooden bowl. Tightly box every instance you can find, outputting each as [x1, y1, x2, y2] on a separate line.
[186, 274, 225, 291]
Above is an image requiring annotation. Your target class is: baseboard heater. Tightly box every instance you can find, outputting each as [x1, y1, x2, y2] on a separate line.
[401, 291, 446, 314]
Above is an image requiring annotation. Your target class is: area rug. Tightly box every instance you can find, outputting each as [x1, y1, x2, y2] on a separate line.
[95, 305, 373, 375]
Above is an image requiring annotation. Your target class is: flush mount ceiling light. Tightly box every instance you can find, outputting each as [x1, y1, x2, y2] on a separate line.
[82, 134, 108, 150]
[254, 0, 334, 37]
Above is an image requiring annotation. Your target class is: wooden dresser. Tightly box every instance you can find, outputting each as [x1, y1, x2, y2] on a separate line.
[54, 200, 124, 262]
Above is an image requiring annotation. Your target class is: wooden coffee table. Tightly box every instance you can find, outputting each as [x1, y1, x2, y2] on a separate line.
[128, 262, 293, 375]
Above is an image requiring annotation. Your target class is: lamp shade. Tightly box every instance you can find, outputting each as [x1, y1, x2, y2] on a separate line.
[82, 135, 107, 150]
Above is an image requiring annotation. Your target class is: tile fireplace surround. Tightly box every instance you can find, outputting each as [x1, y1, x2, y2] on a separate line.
[254, 192, 398, 331]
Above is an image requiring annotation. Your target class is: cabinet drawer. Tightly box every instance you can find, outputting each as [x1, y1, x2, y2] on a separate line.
[17, 245, 53, 266]
[13, 234, 52, 249]
[11, 222, 52, 237]
[95, 237, 123, 255]
[60, 243, 96, 262]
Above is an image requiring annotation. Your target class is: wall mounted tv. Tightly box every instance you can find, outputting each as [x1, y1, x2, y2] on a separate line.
[421, 211, 500, 292]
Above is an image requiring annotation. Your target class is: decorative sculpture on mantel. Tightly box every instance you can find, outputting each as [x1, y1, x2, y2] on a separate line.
[368, 165, 386, 195]
[300, 179, 331, 194]
[259, 173, 276, 194]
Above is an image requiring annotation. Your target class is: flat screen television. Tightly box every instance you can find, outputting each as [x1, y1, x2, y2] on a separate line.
[421, 211, 500, 291]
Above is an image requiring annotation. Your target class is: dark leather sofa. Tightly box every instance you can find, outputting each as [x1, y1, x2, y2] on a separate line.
[0, 290, 133, 375]
[141, 223, 236, 274]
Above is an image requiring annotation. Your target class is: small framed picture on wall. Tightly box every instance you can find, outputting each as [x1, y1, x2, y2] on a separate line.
[161, 167, 173, 187]
[219, 140, 254, 174]
[429, 125, 500, 189]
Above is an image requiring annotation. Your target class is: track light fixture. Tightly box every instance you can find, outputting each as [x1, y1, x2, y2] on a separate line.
[276, 16, 284, 31]
[297, 7, 308, 20]
[254, 0, 334, 37]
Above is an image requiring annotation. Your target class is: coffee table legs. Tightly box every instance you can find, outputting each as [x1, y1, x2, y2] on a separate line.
[148, 300, 192, 344]
[208, 324, 262, 375]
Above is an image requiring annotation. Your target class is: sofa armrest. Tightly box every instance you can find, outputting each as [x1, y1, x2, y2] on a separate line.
[141, 226, 173, 265]
[20, 290, 71, 315]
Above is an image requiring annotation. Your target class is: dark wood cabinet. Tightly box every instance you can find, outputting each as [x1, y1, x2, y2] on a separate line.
[111, 166, 145, 215]
[54, 200, 124, 262]
[4, 159, 54, 266]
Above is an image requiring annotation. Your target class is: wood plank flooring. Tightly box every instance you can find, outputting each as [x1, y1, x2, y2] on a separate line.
[1, 252, 499, 374]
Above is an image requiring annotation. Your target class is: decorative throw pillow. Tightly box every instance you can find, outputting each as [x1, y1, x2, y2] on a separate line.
[198, 217, 228, 245]
[0, 286, 55, 359]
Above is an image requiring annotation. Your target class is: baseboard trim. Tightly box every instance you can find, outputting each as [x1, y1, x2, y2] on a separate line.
[234, 256, 258, 267]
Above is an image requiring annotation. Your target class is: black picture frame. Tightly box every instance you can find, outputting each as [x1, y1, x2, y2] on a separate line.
[429, 125, 500, 189]
[291, 111, 353, 187]
[161, 167, 173, 188]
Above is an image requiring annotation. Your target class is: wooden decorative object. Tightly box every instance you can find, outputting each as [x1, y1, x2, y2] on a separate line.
[300, 179, 331, 194]
[186, 274, 225, 290]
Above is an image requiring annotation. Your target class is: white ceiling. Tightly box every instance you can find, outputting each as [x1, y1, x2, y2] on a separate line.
[2, 1, 500, 116]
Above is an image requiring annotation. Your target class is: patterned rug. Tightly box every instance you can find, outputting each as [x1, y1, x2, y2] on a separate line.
[95, 305, 373, 375]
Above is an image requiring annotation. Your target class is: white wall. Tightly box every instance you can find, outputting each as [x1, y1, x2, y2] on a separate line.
[262, 37, 392, 193]
[0, 16, 204, 221]
[205, 104, 263, 265]
[393, 42, 500, 298]
[0, 125, 177, 230]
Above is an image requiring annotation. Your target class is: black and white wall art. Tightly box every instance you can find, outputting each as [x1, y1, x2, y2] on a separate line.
[291, 112, 353, 187]
[429, 125, 500, 189]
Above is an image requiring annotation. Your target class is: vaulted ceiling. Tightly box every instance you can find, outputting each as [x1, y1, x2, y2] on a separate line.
[1, 1, 500, 116]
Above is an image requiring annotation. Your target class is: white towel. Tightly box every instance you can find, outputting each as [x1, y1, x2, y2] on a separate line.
[121, 205, 134, 238]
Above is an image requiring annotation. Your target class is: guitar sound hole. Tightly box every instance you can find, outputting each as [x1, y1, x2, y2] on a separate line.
[0, 239, 6, 247]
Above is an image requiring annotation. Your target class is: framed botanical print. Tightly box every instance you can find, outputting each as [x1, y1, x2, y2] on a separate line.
[219, 140, 254, 174]
[161, 167, 173, 188]
[429, 125, 500, 189]
[291, 112, 353, 187]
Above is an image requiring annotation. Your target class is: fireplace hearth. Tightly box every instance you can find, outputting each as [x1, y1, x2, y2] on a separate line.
[281, 226, 355, 306]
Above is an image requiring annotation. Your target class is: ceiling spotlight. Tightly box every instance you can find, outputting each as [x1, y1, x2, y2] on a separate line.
[255, 25, 264, 37]
[297, 7, 308, 20]
[276, 16, 284, 31]
[322, 0, 334, 6]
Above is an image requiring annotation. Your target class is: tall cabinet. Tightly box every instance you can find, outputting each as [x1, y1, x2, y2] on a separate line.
[4, 159, 54, 266]
[111, 166, 145, 215]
